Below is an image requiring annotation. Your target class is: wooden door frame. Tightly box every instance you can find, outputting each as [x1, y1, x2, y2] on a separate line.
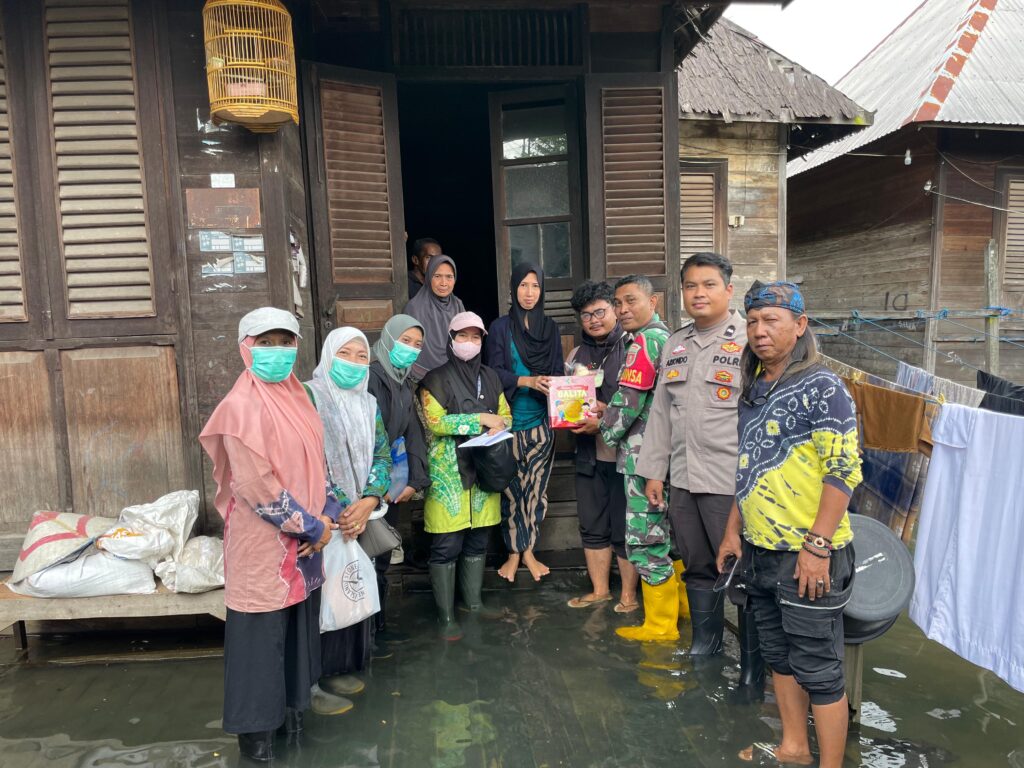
[488, 83, 585, 310]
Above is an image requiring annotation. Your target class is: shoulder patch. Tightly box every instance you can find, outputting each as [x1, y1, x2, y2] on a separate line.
[721, 341, 742, 354]
[619, 335, 657, 391]
[671, 344, 686, 355]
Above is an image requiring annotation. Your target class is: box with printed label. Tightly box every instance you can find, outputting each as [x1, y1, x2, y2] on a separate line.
[547, 376, 598, 429]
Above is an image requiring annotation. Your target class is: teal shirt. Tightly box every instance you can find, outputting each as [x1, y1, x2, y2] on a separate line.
[510, 337, 547, 431]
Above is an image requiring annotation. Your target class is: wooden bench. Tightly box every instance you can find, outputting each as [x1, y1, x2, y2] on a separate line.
[0, 584, 226, 649]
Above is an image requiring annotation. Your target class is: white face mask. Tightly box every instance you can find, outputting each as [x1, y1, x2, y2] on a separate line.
[451, 340, 481, 362]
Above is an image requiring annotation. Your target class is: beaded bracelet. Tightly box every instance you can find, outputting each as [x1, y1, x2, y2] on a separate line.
[802, 542, 831, 559]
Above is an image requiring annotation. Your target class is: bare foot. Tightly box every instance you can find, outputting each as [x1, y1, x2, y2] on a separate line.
[737, 743, 813, 765]
[498, 554, 520, 582]
[522, 550, 549, 581]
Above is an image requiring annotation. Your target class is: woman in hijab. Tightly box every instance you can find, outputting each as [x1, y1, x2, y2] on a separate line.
[199, 307, 349, 763]
[305, 328, 391, 709]
[420, 311, 512, 641]
[404, 254, 465, 382]
[485, 263, 564, 582]
[366, 314, 430, 649]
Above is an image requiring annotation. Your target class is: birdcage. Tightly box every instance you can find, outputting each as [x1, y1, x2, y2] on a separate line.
[203, 0, 298, 132]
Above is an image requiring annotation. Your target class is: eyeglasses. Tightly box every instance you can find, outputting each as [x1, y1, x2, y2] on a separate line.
[741, 363, 793, 407]
[580, 308, 609, 322]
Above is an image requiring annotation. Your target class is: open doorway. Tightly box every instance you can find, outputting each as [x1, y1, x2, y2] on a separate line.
[398, 83, 500, 325]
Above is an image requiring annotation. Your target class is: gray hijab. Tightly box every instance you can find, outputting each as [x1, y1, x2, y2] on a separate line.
[372, 314, 424, 386]
[405, 255, 465, 379]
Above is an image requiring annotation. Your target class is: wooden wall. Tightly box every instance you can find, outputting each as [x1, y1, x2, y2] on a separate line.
[678, 120, 782, 313]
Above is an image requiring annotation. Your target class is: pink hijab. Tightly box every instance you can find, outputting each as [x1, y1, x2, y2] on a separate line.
[199, 338, 326, 520]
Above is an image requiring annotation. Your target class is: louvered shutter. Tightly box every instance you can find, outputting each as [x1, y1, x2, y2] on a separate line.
[306, 66, 406, 334]
[679, 172, 716, 257]
[0, 18, 24, 322]
[1005, 178, 1024, 292]
[45, 0, 155, 319]
[601, 87, 667, 278]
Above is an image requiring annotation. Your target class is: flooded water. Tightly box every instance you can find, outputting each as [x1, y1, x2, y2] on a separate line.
[1, 571, 1022, 767]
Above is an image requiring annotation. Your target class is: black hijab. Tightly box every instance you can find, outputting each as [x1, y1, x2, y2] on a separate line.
[509, 262, 559, 375]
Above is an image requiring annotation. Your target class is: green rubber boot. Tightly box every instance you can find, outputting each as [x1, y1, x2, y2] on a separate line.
[458, 555, 503, 619]
[430, 561, 464, 641]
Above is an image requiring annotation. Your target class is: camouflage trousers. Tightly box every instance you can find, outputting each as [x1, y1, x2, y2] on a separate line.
[623, 474, 674, 586]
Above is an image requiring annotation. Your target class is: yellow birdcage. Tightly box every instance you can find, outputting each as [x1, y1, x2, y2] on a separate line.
[202, 0, 299, 132]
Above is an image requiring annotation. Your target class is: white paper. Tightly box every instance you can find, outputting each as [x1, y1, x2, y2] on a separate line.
[210, 173, 235, 188]
[457, 430, 513, 449]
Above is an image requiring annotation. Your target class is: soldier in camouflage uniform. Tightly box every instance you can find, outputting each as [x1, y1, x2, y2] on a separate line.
[599, 275, 678, 642]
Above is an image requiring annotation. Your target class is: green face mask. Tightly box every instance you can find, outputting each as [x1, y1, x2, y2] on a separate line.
[250, 346, 297, 383]
[388, 339, 421, 369]
[330, 357, 368, 389]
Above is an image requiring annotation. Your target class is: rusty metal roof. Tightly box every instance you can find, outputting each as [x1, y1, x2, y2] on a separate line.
[790, 0, 1024, 177]
[677, 17, 871, 126]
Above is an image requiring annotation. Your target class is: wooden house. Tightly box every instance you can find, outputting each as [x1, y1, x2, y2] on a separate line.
[676, 18, 868, 305]
[788, 0, 1024, 385]
[0, 0, 807, 567]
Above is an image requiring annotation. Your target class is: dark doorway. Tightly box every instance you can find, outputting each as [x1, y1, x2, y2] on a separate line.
[398, 83, 500, 325]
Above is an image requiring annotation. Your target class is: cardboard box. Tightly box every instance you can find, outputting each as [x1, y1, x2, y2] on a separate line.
[547, 375, 598, 429]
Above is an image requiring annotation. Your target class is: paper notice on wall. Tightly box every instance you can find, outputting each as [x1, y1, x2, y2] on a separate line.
[231, 235, 265, 252]
[233, 251, 266, 274]
[201, 256, 235, 276]
[198, 230, 233, 252]
[210, 173, 235, 188]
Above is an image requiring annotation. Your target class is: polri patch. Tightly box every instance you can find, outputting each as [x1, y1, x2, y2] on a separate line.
[721, 341, 742, 354]
[714, 370, 734, 384]
[666, 369, 680, 379]
[716, 386, 733, 401]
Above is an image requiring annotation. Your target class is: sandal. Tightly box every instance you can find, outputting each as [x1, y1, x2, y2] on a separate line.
[737, 743, 813, 765]
[614, 601, 640, 614]
[567, 594, 613, 608]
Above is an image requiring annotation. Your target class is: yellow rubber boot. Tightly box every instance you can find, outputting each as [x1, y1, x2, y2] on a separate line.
[615, 578, 680, 642]
[672, 560, 691, 621]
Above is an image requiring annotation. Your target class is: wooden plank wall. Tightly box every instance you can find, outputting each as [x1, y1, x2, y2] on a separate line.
[679, 121, 781, 309]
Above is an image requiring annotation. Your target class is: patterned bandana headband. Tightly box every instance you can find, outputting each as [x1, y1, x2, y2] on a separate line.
[743, 280, 805, 314]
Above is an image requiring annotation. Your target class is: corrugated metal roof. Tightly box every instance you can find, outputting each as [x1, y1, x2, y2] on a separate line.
[790, 0, 1024, 177]
[677, 17, 870, 125]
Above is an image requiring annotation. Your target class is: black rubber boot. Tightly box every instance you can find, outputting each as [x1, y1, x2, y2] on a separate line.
[238, 731, 274, 762]
[686, 586, 724, 656]
[281, 709, 303, 734]
[733, 602, 766, 703]
[429, 562, 463, 641]
[457, 555, 502, 619]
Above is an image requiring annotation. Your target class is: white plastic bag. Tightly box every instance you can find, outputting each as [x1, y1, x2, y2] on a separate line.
[320, 532, 379, 633]
[96, 526, 175, 564]
[155, 536, 224, 594]
[8, 549, 156, 598]
[96, 490, 199, 567]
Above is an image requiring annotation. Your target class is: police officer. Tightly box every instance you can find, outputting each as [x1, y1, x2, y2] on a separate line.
[599, 274, 680, 642]
[636, 253, 762, 693]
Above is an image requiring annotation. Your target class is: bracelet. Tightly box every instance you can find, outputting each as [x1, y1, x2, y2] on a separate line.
[802, 542, 831, 559]
[808, 530, 833, 543]
[804, 533, 835, 551]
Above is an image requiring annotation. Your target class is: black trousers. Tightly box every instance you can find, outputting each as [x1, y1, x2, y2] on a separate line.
[429, 526, 491, 564]
[743, 543, 855, 706]
[667, 487, 733, 589]
[575, 460, 628, 559]
[223, 591, 321, 734]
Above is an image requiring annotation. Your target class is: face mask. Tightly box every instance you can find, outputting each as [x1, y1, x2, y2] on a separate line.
[250, 346, 297, 383]
[451, 340, 481, 362]
[330, 357, 368, 389]
[388, 339, 421, 369]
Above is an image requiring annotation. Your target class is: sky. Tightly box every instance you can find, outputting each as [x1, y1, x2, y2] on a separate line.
[723, 0, 927, 85]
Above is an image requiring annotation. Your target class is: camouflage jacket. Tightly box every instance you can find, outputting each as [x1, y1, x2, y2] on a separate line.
[599, 314, 670, 475]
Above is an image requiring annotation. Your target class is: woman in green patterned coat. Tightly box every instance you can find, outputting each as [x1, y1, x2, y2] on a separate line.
[419, 311, 512, 641]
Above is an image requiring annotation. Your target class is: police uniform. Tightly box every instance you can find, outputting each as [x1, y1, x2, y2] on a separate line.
[635, 310, 747, 589]
[599, 314, 671, 586]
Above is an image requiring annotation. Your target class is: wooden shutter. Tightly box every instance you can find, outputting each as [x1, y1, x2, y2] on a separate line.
[0, 17, 24, 322]
[1005, 178, 1024, 292]
[45, 0, 155, 319]
[680, 172, 715, 255]
[601, 87, 666, 278]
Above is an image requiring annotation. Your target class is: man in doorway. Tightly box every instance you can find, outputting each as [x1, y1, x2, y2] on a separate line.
[599, 275, 677, 642]
[636, 253, 762, 693]
[408, 237, 442, 300]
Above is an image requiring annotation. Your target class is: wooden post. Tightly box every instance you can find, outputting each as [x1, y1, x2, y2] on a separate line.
[985, 238, 1000, 375]
[844, 642, 864, 724]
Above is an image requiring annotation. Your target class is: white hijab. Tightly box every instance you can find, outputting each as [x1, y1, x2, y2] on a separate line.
[306, 327, 376, 503]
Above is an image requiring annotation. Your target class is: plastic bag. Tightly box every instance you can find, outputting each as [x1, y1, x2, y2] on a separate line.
[387, 437, 409, 500]
[97, 526, 175, 564]
[154, 536, 225, 594]
[97, 490, 199, 567]
[8, 548, 156, 598]
[320, 532, 379, 633]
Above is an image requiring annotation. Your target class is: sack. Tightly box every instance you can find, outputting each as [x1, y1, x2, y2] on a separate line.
[117, 490, 199, 563]
[97, 526, 175, 564]
[387, 437, 410, 500]
[470, 437, 516, 493]
[155, 536, 225, 594]
[358, 505, 401, 558]
[8, 549, 156, 598]
[12, 511, 118, 583]
[320, 532, 380, 632]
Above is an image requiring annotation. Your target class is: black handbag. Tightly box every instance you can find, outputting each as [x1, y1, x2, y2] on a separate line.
[470, 437, 516, 493]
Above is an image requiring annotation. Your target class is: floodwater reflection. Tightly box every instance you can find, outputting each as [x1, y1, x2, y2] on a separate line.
[1, 571, 1022, 767]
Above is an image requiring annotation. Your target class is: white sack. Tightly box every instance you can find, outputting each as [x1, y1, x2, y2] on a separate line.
[155, 536, 224, 594]
[8, 549, 156, 598]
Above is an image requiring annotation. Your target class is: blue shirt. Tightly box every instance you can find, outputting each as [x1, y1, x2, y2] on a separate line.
[510, 337, 547, 431]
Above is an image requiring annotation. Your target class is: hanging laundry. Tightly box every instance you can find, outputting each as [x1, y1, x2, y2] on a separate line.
[844, 378, 928, 453]
[910, 403, 1024, 694]
[897, 360, 984, 406]
[896, 361, 934, 395]
[977, 370, 1024, 416]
